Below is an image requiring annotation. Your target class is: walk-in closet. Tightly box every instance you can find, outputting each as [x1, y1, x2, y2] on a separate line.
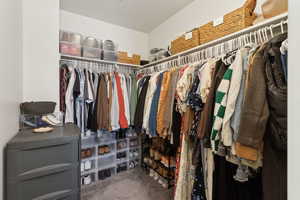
[1, 0, 298, 200]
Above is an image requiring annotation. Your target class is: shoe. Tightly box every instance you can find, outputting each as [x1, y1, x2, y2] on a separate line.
[83, 175, 91, 185]
[81, 162, 85, 172]
[149, 169, 154, 177]
[84, 160, 92, 170]
[42, 114, 61, 126]
[32, 126, 53, 133]
[98, 146, 106, 155]
[104, 146, 110, 154]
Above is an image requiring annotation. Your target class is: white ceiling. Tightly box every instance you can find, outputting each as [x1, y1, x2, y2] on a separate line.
[60, 0, 194, 33]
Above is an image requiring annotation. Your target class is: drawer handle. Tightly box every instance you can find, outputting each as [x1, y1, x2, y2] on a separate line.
[23, 143, 71, 151]
[19, 163, 72, 180]
[32, 189, 72, 200]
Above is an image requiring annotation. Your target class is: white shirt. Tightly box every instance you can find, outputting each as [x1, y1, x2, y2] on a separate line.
[65, 67, 76, 123]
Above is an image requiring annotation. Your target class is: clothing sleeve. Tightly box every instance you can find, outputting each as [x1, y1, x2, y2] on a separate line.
[221, 50, 243, 147]
[237, 48, 270, 149]
[65, 68, 75, 123]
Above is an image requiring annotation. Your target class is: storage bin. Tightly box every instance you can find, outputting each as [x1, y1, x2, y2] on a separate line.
[97, 131, 116, 145]
[102, 40, 118, 51]
[82, 36, 102, 48]
[103, 50, 118, 61]
[82, 47, 102, 59]
[81, 147, 95, 159]
[198, 6, 256, 44]
[117, 51, 141, 65]
[60, 41, 81, 56]
[117, 162, 128, 173]
[59, 30, 82, 45]
[170, 29, 200, 55]
[81, 172, 96, 186]
[98, 167, 115, 180]
[98, 154, 115, 170]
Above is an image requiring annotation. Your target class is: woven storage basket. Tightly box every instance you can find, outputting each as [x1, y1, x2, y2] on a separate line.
[170, 29, 200, 55]
[198, 7, 256, 44]
[117, 51, 141, 65]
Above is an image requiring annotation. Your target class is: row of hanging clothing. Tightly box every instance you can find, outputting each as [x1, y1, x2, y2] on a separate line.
[134, 32, 287, 200]
[60, 61, 138, 134]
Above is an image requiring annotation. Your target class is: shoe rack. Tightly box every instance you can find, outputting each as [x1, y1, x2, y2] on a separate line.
[141, 134, 176, 189]
[80, 129, 141, 188]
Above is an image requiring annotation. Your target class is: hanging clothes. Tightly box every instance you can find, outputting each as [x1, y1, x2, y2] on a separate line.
[61, 63, 136, 134]
[134, 76, 150, 133]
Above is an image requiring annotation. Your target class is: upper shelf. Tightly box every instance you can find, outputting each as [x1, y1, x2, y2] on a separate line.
[143, 12, 288, 68]
[60, 54, 141, 69]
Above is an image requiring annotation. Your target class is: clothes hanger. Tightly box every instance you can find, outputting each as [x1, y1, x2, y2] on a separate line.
[269, 25, 274, 38]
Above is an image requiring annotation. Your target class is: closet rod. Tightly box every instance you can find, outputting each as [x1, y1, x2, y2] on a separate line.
[60, 54, 141, 69]
[142, 12, 288, 69]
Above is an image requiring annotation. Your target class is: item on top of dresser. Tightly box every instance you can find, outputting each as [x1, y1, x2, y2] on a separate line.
[32, 127, 54, 133]
[20, 101, 56, 115]
[42, 114, 62, 126]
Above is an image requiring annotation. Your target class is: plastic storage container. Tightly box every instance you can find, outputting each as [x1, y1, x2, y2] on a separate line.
[60, 30, 82, 44]
[103, 50, 118, 61]
[82, 36, 102, 59]
[60, 41, 81, 56]
[59, 30, 82, 56]
[98, 154, 115, 170]
[82, 47, 102, 59]
[102, 40, 118, 51]
[19, 112, 64, 130]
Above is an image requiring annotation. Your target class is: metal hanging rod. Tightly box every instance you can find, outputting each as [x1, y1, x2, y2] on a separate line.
[141, 12, 288, 70]
[60, 54, 141, 69]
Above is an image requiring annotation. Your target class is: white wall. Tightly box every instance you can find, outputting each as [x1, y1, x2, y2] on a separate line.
[0, 0, 22, 199]
[60, 10, 149, 60]
[22, 0, 60, 105]
[149, 0, 264, 50]
[288, 0, 300, 199]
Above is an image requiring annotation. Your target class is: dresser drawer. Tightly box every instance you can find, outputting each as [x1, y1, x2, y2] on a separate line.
[7, 167, 79, 200]
[7, 141, 79, 179]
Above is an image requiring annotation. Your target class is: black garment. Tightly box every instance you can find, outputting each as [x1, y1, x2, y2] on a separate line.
[172, 99, 182, 149]
[212, 155, 262, 200]
[73, 68, 80, 125]
[191, 146, 207, 200]
[89, 75, 102, 132]
[187, 72, 204, 139]
[187, 71, 203, 112]
[262, 33, 287, 200]
[134, 76, 150, 133]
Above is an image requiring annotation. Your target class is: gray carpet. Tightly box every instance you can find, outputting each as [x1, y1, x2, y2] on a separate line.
[81, 168, 173, 200]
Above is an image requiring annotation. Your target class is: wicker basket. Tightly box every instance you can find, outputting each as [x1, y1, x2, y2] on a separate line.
[170, 29, 200, 55]
[198, 7, 256, 44]
[117, 51, 141, 65]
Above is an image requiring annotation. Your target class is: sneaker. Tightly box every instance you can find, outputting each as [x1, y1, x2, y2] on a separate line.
[84, 160, 92, 170]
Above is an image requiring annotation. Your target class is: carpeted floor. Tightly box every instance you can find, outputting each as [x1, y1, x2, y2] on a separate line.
[81, 168, 173, 200]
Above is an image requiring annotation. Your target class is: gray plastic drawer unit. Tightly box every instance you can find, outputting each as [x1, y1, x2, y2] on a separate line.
[5, 123, 80, 200]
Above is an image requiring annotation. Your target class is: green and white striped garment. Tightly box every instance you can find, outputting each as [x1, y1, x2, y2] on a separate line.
[210, 66, 233, 152]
